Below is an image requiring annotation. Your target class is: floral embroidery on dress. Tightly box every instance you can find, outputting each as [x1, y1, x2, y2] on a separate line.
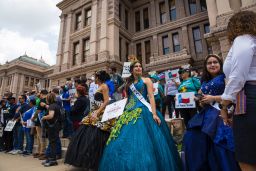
[107, 108, 142, 144]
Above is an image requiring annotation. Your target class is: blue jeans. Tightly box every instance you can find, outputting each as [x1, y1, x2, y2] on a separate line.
[24, 129, 34, 153]
[13, 124, 24, 150]
[63, 111, 73, 137]
[45, 136, 61, 157]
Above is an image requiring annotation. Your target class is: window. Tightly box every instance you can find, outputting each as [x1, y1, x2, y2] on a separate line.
[25, 77, 29, 86]
[82, 38, 90, 62]
[136, 43, 142, 63]
[204, 23, 210, 33]
[119, 37, 122, 61]
[85, 9, 91, 26]
[135, 11, 141, 32]
[30, 78, 34, 87]
[189, 0, 197, 15]
[143, 8, 149, 29]
[159, 2, 167, 24]
[75, 12, 82, 30]
[73, 42, 79, 65]
[193, 27, 203, 53]
[172, 33, 180, 52]
[126, 42, 129, 61]
[145, 40, 151, 64]
[0, 78, 2, 88]
[162, 35, 169, 55]
[125, 9, 129, 29]
[200, 0, 207, 11]
[169, 0, 176, 21]
[119, 4, 122, 21]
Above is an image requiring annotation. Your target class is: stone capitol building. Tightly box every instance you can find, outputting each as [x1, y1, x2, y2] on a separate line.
[0, 0, 256, 97]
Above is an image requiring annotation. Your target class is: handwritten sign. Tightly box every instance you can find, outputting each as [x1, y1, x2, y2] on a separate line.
[153, 83, 159, 95]
[68, 88, 76, 98]
[165, 69, 180, 83]
[175, 92, 195, 108]
[101, 98, 127, 122]
[4, 120, 16, 132]
[122, 62, 131, 78]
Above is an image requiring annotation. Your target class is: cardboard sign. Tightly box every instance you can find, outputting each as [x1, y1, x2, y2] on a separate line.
[165, 69, 180, 83]
[122, 62, 131, 78]
[68, 88, 76, 98]
[27, 119, 35, 128]
[175, 92, 195, 108]
[101, 98, 128, 122]
[0, 127, 3, 137]
[4, 120, 16, 132]
[153, 83, 159, 95]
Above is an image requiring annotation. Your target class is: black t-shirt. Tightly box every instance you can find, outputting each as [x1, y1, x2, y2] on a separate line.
[46, 103, 61, 124]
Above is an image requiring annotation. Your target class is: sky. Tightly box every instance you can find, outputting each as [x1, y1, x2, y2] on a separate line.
[0, 0, 62, 65]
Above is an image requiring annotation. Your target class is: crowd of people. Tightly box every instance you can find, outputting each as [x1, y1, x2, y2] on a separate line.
[0, 11, 255, 171]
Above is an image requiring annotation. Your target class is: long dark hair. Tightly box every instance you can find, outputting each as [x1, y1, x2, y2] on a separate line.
[201, 54, 223, 83]
[95, 70, 109, 83]
[125, 61, 140, 93]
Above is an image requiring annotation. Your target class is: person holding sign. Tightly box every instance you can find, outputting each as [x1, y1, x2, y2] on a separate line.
[99, 58, 181, 171]
[183, 55, 240, 171]
[176, 68, 201, 127]
[65, 70, 115, 170]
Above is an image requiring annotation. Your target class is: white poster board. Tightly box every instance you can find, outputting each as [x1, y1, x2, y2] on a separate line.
[101, 98, 128, 122]
[68, 88, 76, 98]
[27, 119, 35, 128]
[175, 92, 196, 108]
[122, 62, 131, 78]
[153, 83, 159, 95]
[165, 69, 180, 83]
[4, 120, 16, 132]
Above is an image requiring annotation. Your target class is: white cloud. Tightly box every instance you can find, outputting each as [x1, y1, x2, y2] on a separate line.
[0, 29, 55, 65]
[0, 0, 62, 66]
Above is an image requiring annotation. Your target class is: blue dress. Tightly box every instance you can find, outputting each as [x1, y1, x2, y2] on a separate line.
[183, 74, 240, 171]
[99, 79, 182, 171]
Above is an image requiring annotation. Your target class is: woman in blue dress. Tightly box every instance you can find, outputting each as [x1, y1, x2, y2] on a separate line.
[99, 58, 182, 171]
[183, 54, 240, 171]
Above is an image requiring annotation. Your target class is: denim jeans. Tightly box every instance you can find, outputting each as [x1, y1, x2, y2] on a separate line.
[63, 111, 73, 137]
[24, 129, 34, 153]
[45, 136, 61, 157]
[13, 124, 24, 150]
[47, 126, 60, 161]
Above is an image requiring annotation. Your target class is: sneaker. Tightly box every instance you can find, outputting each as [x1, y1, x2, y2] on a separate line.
[17, 150, 23, 154]
[8, 150, 16, 154]
[22, 151, 31, 156]
[41, 159, 49, 165]
[33, 153, 40, 158]
[43, 160, 58, 167]
[12, 150, 21, 155]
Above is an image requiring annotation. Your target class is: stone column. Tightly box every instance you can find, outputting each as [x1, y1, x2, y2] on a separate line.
[219, 36, 231, 60]
[150, 0, 157, 27]
[181, 26, 190, 53]
[89, 0, 98, 63]
[206, 0, 218, 27]
[0, 76, 7, 96]
[55, 15, 65, 73]
[18, 74, 25, 95]
[152, 35, 159, 57]
[11, 73, 19, 97]
[229, 0, 241, 12]
[216, 0, 232, 15]
[108, 24, 119, 61]
[62, 13, 72, 71]
[99, 0, 109, 61]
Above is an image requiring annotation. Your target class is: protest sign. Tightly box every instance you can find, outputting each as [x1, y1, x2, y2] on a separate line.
[4, 120, 16, 132]
[175, 92, 195, 108]
[101, 98, 127, 122]
[122, 62, 131, 78]
[165, 69, 180, 83]
[153, 83, 159, 95]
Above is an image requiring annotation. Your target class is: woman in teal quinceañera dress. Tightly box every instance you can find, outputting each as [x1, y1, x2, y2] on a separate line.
[99, 60, 182, 171]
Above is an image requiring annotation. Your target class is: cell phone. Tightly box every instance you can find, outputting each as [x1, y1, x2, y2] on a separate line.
[195, 93, 203, 100]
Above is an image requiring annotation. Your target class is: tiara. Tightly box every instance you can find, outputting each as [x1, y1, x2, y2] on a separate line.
[128, 54, 139, 63]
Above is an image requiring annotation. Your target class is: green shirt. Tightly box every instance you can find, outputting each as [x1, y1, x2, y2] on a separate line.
[178, 77, 201, 93]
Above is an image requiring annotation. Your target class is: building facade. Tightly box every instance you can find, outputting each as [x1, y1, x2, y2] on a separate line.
[0, 55, 53, 98]
[50, 0, 211, 87]
[205, 0, 256, 59]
